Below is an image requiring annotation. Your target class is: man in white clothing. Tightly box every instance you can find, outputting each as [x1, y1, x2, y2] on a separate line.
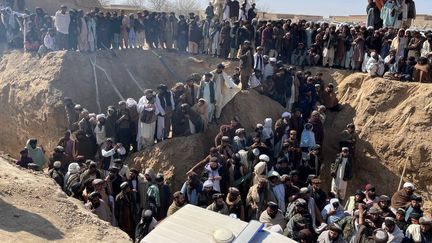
[54, 5, 70, 50]
[421, 34, 432, 58]
[155, 84, 175, 141]
[253, 46, 265, 72]
[137, 89, 159, 150]
[383, 217, 404, 243]
[101, 139, 126, 176]
[366, 52, 385, 77]
[330, 147, 353, 200]
[210, 63, 240, 119]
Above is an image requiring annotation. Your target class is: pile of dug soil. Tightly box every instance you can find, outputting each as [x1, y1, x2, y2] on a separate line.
[318, 70, 432, 203]
[0, 50, 234, 157]
[0, 156, 129, 242]
[129, 90, 285, 190]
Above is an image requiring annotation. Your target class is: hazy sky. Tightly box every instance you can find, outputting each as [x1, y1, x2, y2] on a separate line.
[111, 0, 432, 16]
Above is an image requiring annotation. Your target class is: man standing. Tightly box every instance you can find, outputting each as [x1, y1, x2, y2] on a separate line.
[167, 191, 186, 216]
[259, 201, 286, 230]
[253, 46, 265, 72]
[238, 40, 254, 90]
[86, 191, 112, 224]
[330, 147, 353, 200]
[211, 63, 240, 119]
[206, 193, 229, 215]
[115, 182, 137, 240]
[54, 5, 70, 50]
[155, 84, 175, 141]
[137, 89, 159, 150]
[197, 73, 217, 122]
[135, 210, 157, 243]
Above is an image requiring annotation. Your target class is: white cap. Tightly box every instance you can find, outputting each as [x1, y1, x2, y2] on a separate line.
[252, 148, 260, 156]
[203, 180, 214, 188]
[259, 154, 270, 162]
[269, 57, 277, 62]
[282, 112, 291, 119]
[403, 182, 415, 189]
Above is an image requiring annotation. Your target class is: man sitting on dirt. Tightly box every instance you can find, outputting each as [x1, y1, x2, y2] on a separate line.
[391, 182, 416, 210]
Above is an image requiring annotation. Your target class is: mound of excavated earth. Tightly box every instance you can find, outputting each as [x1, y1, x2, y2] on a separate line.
[0, 156, 129, 242]
[0, 50, 234, 156]
[316, 69, 432, 206]
[129, 90, 286, 190]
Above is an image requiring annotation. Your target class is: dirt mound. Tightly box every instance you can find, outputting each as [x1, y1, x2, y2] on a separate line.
[317, 70, 432, 203]
[0, 156, 129, 242]
[129, 90, 285, 190]
[0, 50, 235, 157]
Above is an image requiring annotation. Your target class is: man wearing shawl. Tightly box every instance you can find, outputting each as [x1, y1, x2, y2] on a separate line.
[25, 138, 46, 170]
[210, 63, 241, 119]
[330, 147, 353, 200]
[137, 90, 159, 150]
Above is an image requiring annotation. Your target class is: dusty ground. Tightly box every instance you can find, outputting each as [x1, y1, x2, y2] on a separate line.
[0, 49, 235, 158]
[0, 155, 130, 243]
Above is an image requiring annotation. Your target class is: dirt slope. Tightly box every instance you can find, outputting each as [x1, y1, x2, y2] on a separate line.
[0, 50, 234, 157]
[318, 70, 432, 203]
[129, 90, 286, 190]
[0, 156, 129, 243]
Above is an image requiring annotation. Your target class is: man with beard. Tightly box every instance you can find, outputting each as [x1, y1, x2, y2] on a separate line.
[127, 168, 147, 214]
[339, 123, 357, 153]
[330, 147, 353, 200]
[116, 101, 132, 154]
[310, 178, 327, 212]
[85, 191, 112, 224]
[226, 187, 245, 220]
[57, 130, 75, 164]
[198, 180, 218, 207]
[105, 106, 118, 141]
[268, 170, 285, 214]
[49, 146, 68, 173]
[74, 130, 97, 161]
[155, 84, 175, 141]
[317, 223, 345, 243]
[246, 178, 275, 220]
[274, 112, 291, 146]
[135, 210, 157, 243]
[207, 193, 229, 215]
[259, 201, 286, 230]
[281, 175, 300, 205]
[287, 198, 313, 241]
[211, 64, 240, 119]
[373, 195, 395, 219]
[238, 40, 254, 90]
[101, 138, 126, 176]
[167, 191, 186, 216]
[345, 190, 366, 213]
[78, 110, 93, 137]
[106, 166, 123, 199]
[155, 173, 171, 220]
[405, 195, 423, 222]
[80, 161, 103, 184]
[115, 182, 137, 240]
[391, 182, 415, 209]
[383, 217, 404, 243]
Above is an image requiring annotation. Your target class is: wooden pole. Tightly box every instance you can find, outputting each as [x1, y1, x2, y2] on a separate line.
[398, 157, 410, 191]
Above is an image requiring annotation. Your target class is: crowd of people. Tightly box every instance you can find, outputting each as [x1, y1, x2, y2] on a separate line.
[1, 0, 431, 82]
[8, 0, 432, 243]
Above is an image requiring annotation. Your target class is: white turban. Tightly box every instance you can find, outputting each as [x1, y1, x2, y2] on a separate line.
[68, 163, 80, 174]
[282, 112, 291, 119]
[403, 182, 415, 189]
[259, 154, 270, 162]
[126, 98, 137, 108]
[96, 113, 106, 120]
[203, 180, 214, 188]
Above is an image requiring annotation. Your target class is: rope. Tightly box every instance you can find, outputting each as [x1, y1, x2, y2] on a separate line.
[150, 50, 183, 83]
[89, 56, 102, 113]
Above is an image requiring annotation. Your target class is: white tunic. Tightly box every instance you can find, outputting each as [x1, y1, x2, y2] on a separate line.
[331, 157, 348, 200]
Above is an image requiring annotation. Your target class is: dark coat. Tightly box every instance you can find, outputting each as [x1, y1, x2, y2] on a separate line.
[330, 154, 353, 181]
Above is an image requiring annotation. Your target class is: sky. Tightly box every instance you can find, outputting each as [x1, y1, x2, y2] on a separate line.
[110, 0, 432, 16]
